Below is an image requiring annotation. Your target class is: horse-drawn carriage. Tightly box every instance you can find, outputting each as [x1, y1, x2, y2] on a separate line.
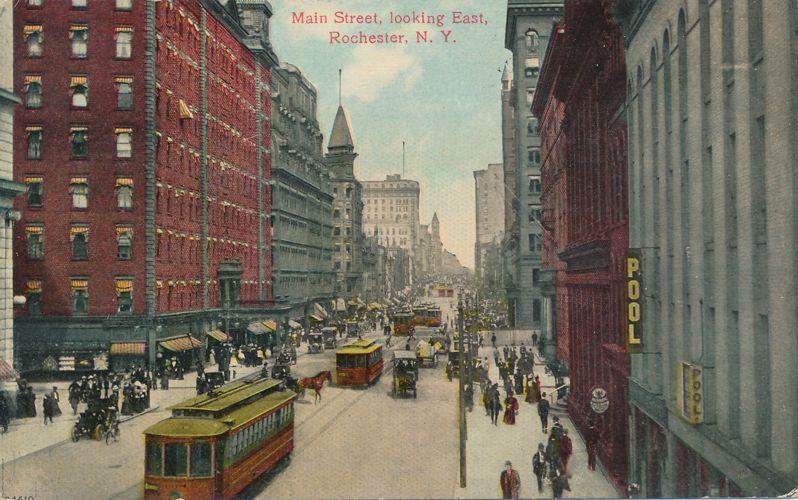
[429, 330, 449, 356]
[272, 352, 292, 380]
[322, 327, 338, 349]
[71, 399, 120, 444]
[445, 349, 461, 381]
[307, 332, 325, 353]
[392, 350, 419, 398]
[345, 320, 361, 338]
[277, 344, 297, 365]
[415, 340, 438, 368]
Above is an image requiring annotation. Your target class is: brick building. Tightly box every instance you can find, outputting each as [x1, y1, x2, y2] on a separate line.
[532, 1, 629, 492]
[13, 0, 282, 372]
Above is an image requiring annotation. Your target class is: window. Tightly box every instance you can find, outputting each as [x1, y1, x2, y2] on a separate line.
[26, 177, 43, 207]
[24, 25, 43, 57]
[117, 227, 132, 259]
[72, 0, 87, 7]
[525, 29, 539, 49]
[146, 443, 163, 476]
[333, 208, 340, 218]
[70, 77, 88, 108]
[115, 28, 133, 59]
[69, 26, 88, 58]
[528, 234, 542, 252]
[26, 280, 42, 316]
[532, 268, 541, 284]
[346, 186, 352, 198]
[28, 0, 43, 6]
[333, 226, 341, 236]
[26, 225, 44, 260]
[71, 226, 89, 260]
[70, 127, 88, 158]
[115, 128, 133, 158]
[163, 443, 187, 477]
[70, 279, 88, 315]
[115, 278, 132, 314]
[532, 299, 541, 322]
[525, 58, 540, 78]
[528, 175, 541, 194]
[526, 88, 536, 106]
[116, 178, 133, 208]
[115, 78, 133, 109]
[70, 178, 88, 208]
[528, 205, 541, 224]
[528, 148, 541, 165]
[527, 117, 538, 135]
[115, 0, 132, 10]
[24, 76, 42, 108]
[26, 127, 42, 159]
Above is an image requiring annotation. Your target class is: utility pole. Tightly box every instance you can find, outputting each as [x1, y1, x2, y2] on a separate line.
[458, 295, 466, 488]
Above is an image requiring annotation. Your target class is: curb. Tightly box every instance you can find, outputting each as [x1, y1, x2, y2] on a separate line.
[119, 404, 161, 423]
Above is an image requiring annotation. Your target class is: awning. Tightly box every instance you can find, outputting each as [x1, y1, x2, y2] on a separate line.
[159, 336, 203, 352]
[262, 320, 277, 332]
[288, 320, 302, 329]
[109, 342, 146, 356]
[206, 330, 229, 342]
[0, 358, 19, 382]
[247, 322, 267, 335]
[313, 302, 328, 318]
[309, 314, 323, 322]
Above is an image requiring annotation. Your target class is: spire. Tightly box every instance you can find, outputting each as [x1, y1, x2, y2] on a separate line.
[432, 212, 439, 223]
[501, 61, 511, 82]
[328, 105, 355, 151]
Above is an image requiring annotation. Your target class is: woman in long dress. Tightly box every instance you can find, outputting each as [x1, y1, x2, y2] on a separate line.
[503, 391, 519, 425]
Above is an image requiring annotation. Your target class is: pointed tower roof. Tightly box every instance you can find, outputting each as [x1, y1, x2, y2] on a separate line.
[328, 105, 355, 151]
[432, 212, 439, 223]
[501, 61, 511, 82]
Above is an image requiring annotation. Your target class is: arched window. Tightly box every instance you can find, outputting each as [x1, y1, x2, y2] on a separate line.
[25, 78, 42, 108]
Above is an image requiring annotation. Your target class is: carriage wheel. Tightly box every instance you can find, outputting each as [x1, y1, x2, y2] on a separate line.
[92, 424, 104, 440]
[413, 389, 417, 399]
[105, 429, 113, 446]
[71, 426, 80, 442]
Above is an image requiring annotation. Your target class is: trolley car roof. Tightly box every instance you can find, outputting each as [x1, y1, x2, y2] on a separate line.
[336, 338, 380, 355]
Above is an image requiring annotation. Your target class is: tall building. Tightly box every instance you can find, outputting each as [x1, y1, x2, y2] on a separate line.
[504, 0, 563, 329]
[12, 0, 280, 372]
[325, 105, 363, 298]
[362, 174, 419, 286]
[473, 163, 505, 285]
[615, 0, 798, 496]
[0, 4, 26, 383]
[533, 1, 628, 491]
[270, 62, 334, 321]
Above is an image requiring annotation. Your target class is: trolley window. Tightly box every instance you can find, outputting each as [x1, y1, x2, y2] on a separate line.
[190, 442, 212, 477]
[146, 442, 163, 476]
[164, 443, 188, 477]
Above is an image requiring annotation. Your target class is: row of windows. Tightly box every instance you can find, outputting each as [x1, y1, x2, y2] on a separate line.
[146, 441, 211, 479]
[364, 205, 410, 212]
[224, 404, 293, 466]
[23, 75, 133, 110]
[25, 224, 133, 261]
[364, 197, 413, 205]
[27, 0, 133, 10]
[25, 177, 133, 209]
[25, 277, 133, 316]
[336, 350, 382, 369]
[25, 126, 133, 160]
[24, 24, 133, 59]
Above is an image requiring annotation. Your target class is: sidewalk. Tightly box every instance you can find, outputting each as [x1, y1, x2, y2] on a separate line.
[456, 347, 618, 499]
[0, 364, 263, 466]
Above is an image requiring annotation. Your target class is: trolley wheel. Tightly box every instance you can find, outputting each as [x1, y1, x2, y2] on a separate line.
[71, 426, 80, 442]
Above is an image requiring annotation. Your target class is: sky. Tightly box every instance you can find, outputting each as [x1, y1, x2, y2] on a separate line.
[268, 0, 510, 269]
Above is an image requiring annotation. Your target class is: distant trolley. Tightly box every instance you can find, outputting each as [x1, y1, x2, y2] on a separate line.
[143, 377, 296, 500]
[334, 338, 384, 387]
[424, 305, 442, 327]
[392, 311, 415, 336]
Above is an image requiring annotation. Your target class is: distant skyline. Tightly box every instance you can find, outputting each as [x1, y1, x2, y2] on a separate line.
[269, 0, 509, 268]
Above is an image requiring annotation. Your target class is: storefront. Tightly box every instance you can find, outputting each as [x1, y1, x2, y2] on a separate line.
[205, 330, 230, 362]
[109, 342, 146, 372]
[246, 320, 277, 347]
[157, 335, 203, 374]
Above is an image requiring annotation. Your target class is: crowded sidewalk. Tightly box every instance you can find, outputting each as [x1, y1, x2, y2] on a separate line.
[457, 344, 618, 499]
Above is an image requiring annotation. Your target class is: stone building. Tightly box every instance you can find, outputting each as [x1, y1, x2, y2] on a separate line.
[503, 0, 563, 329]
[362, 174, 419, 286]
[533, 1, 629, 491]
[270, 62, 334, 322]
[615, 0, 798, 496]
[0, 3, 26, 382]
[12, 0, 282, 372]
[473, 163, 505, 286]
[325, 105, 363, 298]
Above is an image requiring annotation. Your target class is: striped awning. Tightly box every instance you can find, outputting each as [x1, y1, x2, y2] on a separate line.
[206, 330, 229, 342]
[25, 126, 42, 132]
[24, 25, 42, 35]
[115, 279, 133, 293]
[70, 279, 88, 289]
[23, 75, 41, 84]
[158, 336, 202, 352]
[70, 76, 87, 87]
[25, 225, 43, 234]
[109, 342, 145, 356]
[115, 225, 133, 236]
[26, 280, 42, 292]
[25, 176, 43, 183]
[0, 358, 19, 382]
[262, 320, 277, 332]
[114, 76, 133, 84]
[116, 177, 134, 187]
[309, 313, 323, 322]
[288, 320, 302, 329]
[247, 322, 267, 335]
[114, 127, 133, 134]
[69, 176, 88, 184]
[115, 26, 134, 32]
[69, 25, 88, 31]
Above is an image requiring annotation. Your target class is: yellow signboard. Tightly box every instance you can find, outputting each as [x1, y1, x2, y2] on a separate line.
[677, 362, 704, 424]
[626, 249, 642, 353]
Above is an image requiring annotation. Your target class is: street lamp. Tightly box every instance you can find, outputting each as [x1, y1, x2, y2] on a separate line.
[457, 296, 466, 488]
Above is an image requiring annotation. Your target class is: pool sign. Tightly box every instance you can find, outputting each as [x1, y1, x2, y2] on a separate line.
[590, 387, 609, 414]
[627, 249, 642, 354]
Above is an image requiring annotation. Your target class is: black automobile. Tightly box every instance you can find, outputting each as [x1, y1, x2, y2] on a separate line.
[272, 362, 291, 380]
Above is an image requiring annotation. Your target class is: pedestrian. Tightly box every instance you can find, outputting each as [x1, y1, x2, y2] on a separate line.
[533, 443, 547, 493]
[160, 367, 170, 390]
[532, 332, 538, 347]
[559, 429, 573, 472]
[42, 392, 54, 425]
[514, 370, 524, 395]
[585, 423, 599, 471]
[503, 390, 519, 425]
[26, 386, 36, 418]
[525, 376, 535, 404]
[0, 391, 9, 433]
[534, 375, 542, 402]
[499, 460, 521, 499]
[491, 332, 497, 349]
[50, 386, 62, 416]
[489, 389, 502, 426]
[551, 466, 571, 498]
[68, 379, 81, 415]
[538, 392, 550, 433]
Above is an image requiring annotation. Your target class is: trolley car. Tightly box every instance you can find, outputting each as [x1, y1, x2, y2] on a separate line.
[143, 376, 296, 499]
[392, 311, 415, 336]
[424, 306, 442, 327]
[412, 306, 428, 326]
[334, 339, 384, 387]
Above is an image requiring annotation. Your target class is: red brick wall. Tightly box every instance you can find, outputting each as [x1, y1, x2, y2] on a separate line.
[13, 0, 148, 316]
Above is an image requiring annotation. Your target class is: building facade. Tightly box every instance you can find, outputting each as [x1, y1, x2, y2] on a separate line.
[473, 163, 505, 286]
[533, 1, 629, 491]
[504, 0, 563, 329]
[362, 174, 419, 286]
[616, 0, 798, 496]
[325, 105, 363, 298]
[270, 62, 334, 321]
[12, 0, 281, 372]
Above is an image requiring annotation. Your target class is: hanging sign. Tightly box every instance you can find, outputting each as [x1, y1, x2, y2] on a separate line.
[627, 249, 642, 353]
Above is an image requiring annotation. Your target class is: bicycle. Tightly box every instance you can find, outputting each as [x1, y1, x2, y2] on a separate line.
[104, 419, 120, 445]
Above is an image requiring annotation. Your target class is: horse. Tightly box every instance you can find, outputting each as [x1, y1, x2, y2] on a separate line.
[298, 371, 332, 404]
